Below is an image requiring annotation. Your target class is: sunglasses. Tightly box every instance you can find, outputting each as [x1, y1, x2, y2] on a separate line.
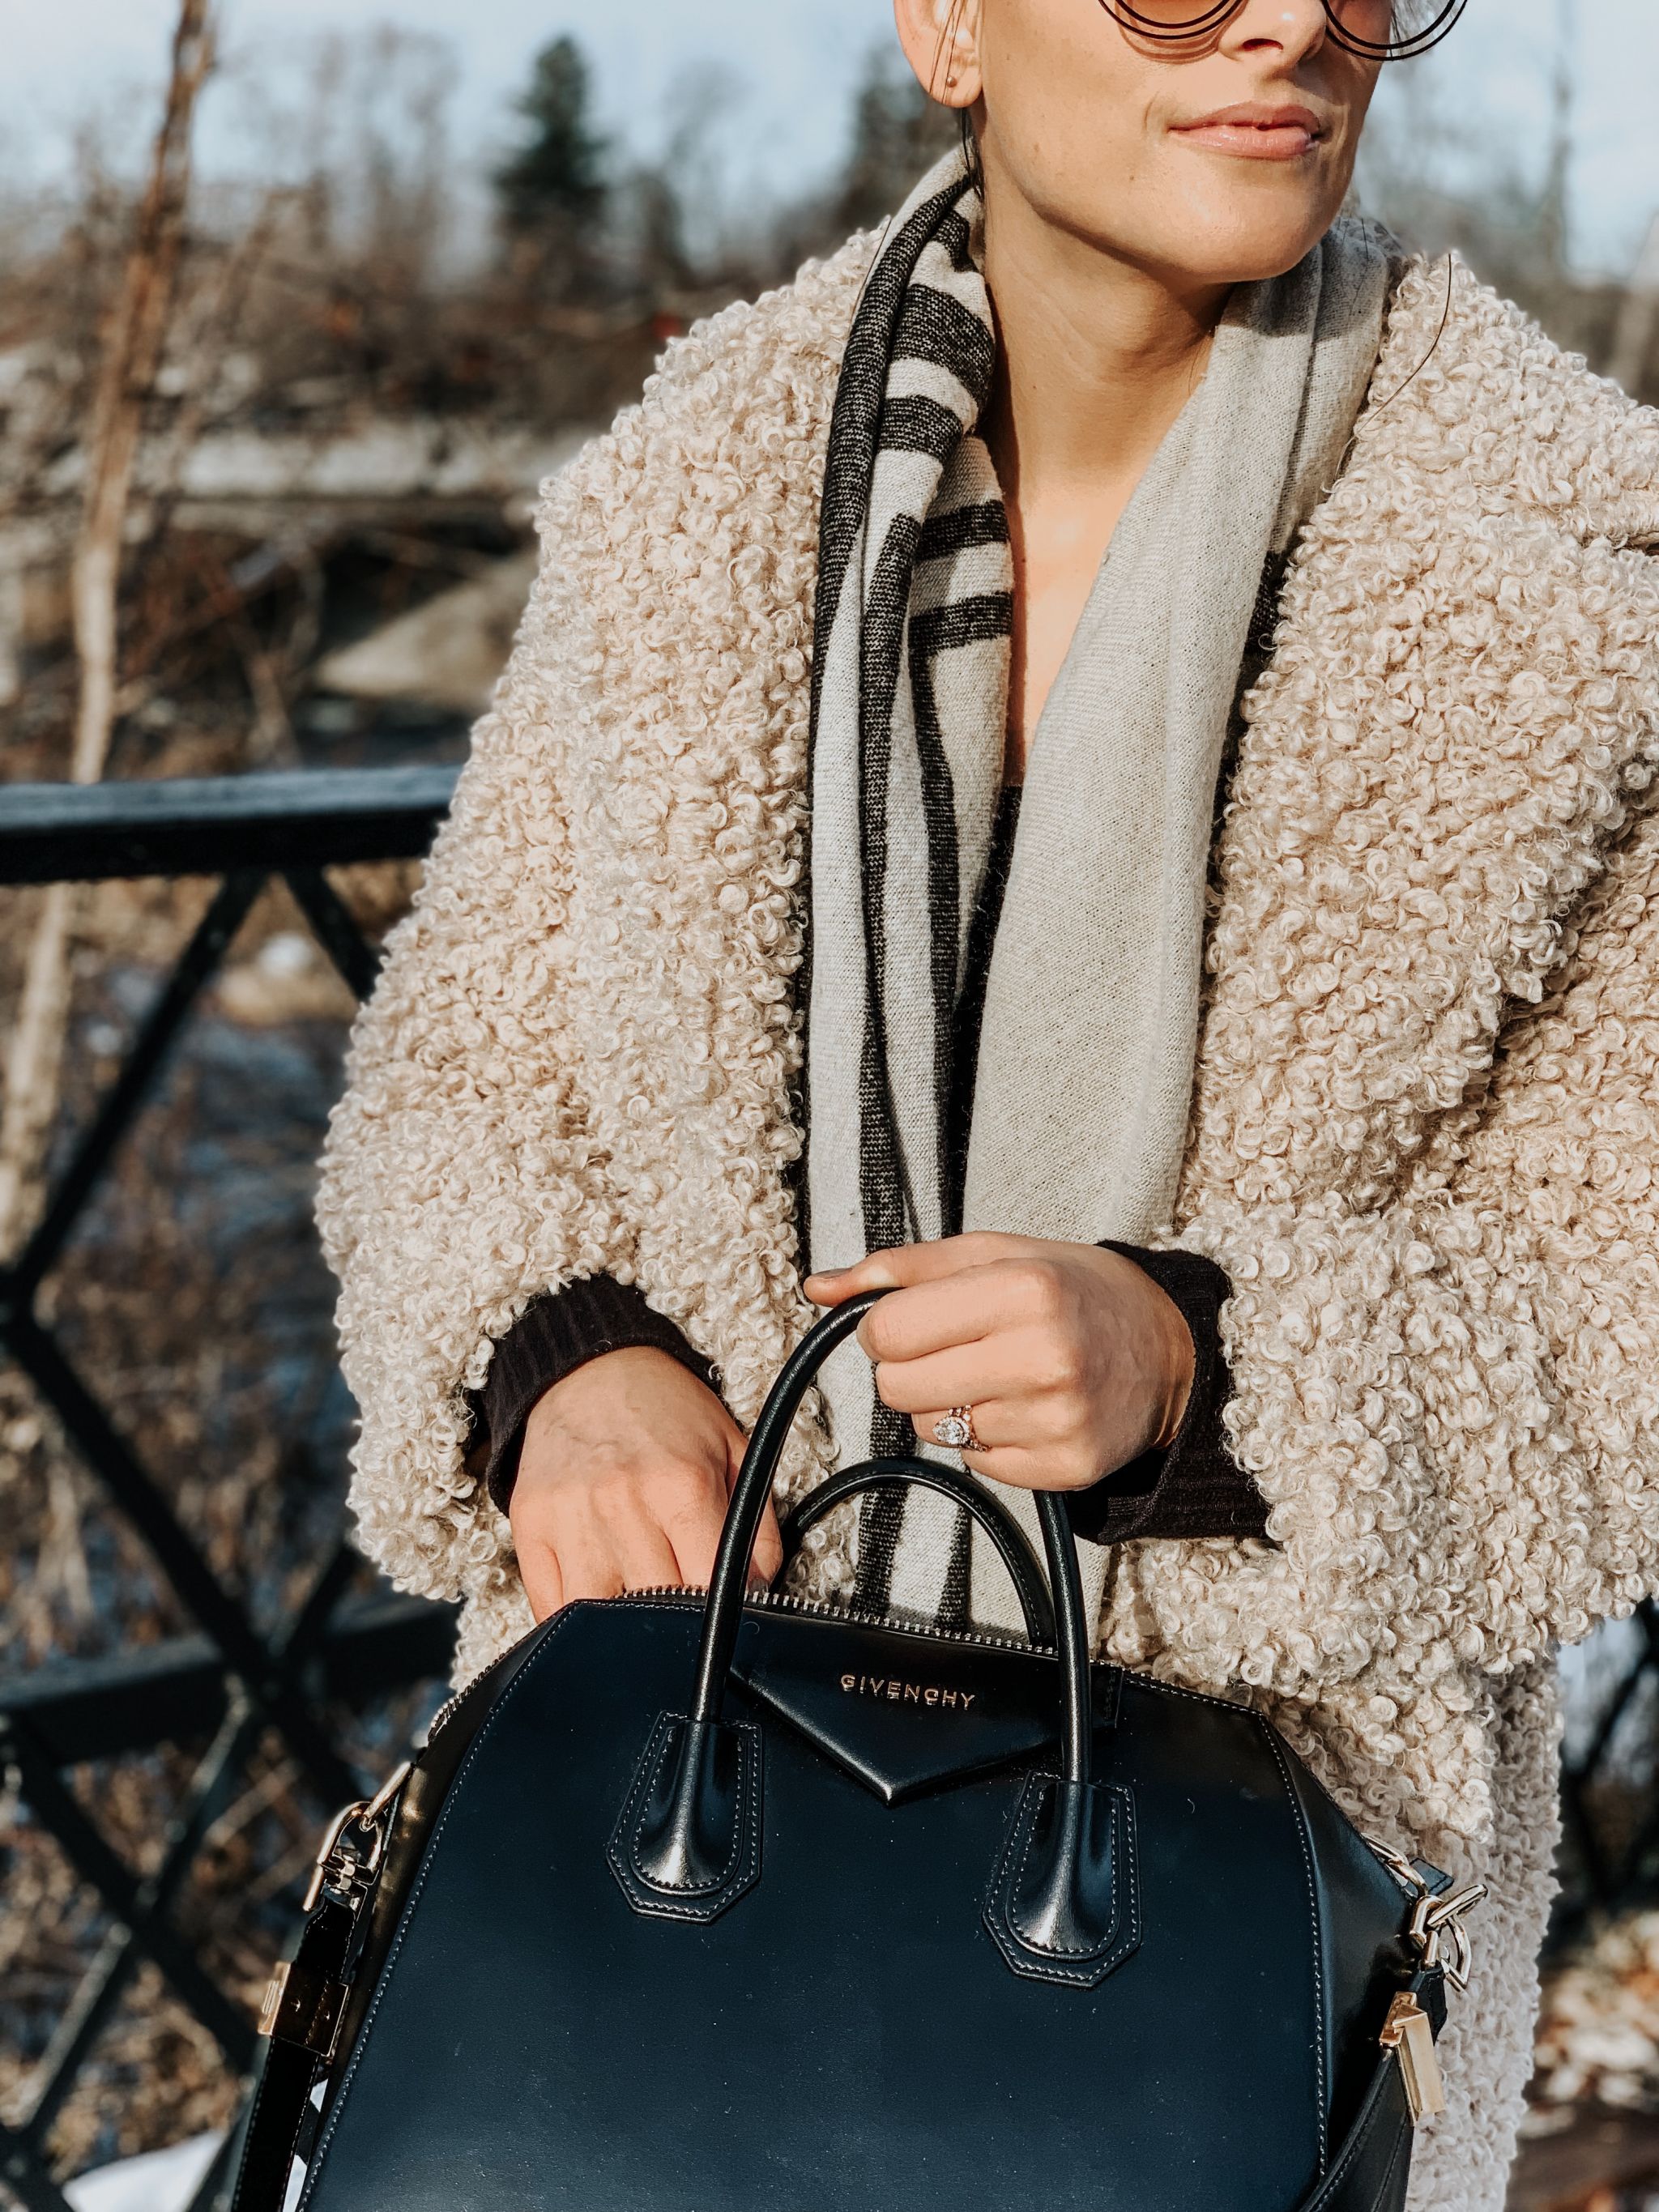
[1098, 0, 1466, 61]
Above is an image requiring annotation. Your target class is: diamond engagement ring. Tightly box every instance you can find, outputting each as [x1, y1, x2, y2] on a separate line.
[932, 1406, 982, 1452]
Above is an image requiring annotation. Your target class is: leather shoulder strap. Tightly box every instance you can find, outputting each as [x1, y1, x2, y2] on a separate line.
[1295, 2048, 1413, 2212]
[1294, 1967, 1447, 2212]
[229, 1899, 356, 2212]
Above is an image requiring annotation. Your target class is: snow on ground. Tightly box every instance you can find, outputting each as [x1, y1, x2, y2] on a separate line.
[64, 2133, 223, 2212]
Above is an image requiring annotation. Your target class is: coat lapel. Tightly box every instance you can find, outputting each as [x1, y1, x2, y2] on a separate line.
[1179, 257, 1659, 1226]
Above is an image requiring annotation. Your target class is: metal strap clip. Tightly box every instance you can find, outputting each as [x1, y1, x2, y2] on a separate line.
[258, 1758, 412, 2053]
[1367, 1841, 1487, 2128]
[1369, 1843, 1486, 1993]
[1405, 1879, 1487, 1993]
[301, 1758, 412, 1914]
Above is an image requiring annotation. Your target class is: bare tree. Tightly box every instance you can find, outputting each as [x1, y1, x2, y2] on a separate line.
[828, 45, 958, 241]
[1609, 212, 1659, 399]
[0, 0, 215, 1256]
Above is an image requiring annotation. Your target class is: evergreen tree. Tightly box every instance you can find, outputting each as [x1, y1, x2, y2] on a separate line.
[495, 37, 608, 237]
[832, 49, 959, 237]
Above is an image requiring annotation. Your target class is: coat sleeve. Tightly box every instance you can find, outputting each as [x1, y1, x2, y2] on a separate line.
[1151, 799, 1659, 1708]
[315, 467, 633, 1609]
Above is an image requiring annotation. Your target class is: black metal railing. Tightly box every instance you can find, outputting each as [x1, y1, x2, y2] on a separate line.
[1557, 1601, 1659, 1941]
[1, 767, 1654, 2206]
[0, 769, 459, 2212]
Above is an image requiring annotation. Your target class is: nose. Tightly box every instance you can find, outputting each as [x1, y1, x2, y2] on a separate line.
[1220, 0, 1330, 62]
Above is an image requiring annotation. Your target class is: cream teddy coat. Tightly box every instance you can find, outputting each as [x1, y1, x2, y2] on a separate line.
[317, 233, 1659, 2211]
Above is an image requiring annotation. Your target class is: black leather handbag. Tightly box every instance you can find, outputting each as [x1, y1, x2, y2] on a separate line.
[233, 1292, 1483, 2212]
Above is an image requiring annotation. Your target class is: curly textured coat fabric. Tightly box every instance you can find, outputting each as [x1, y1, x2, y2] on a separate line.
[318, 232, 1659, 2210]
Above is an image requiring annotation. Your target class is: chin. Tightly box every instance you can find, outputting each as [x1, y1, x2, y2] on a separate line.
[1149, 194, 1343, 290]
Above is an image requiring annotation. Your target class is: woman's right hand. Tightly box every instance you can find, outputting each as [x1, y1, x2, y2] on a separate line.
[508, 1347, 782, 1622]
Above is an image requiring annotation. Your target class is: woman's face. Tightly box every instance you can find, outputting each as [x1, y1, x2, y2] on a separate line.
[898, 0, 1384, 290]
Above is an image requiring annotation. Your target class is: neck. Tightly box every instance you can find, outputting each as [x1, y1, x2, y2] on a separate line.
[979, 180, 1228, 497]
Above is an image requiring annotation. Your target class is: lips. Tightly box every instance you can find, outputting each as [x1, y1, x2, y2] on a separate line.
[1171, 102, 1327, 160]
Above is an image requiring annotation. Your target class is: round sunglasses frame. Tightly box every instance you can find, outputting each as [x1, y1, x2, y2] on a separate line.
[1101, 0, 1466, 62]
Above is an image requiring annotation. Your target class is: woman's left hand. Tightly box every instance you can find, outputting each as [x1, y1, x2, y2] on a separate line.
[804, 1233, 1194, 1493]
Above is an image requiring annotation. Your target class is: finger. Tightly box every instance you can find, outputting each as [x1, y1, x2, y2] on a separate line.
[750, 1498, 784, 1588]
[804, 1232, 1026, 1306]
[906, 1403, 1093, 1494]
[858, 1265, 1063, 1365]
[598, 1510, 683, 1596]
[546, 1523, 627, 1604]
[957, 1430, 1105, 1495]
[544, 1477, 678, 1603]
[659, 1467, 739, 1590]
[954, 1443, 1054, 1493]
[514, 1533, 565, 1622]
[874, 1325, 1064, 1414]
[719, 1434, 781, 1586]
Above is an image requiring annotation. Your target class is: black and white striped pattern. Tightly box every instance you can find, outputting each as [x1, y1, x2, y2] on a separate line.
[804, 156, 1397, 1633]
[804, 156, 1014, 1609]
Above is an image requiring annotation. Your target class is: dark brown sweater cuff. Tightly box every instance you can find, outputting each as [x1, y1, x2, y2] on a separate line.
[1063, 1242, 1266, 1547]
[474, 1277, 715, 1515]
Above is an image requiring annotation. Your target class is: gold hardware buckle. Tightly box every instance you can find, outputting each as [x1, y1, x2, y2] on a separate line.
[1406, 1881, 1487, 1993]
[1369, 1844, 1486, 1993]
[258, 1960, 350, 2059]
[1380, 1992, 1446, 2125]
[301, 1758, 412, 1914]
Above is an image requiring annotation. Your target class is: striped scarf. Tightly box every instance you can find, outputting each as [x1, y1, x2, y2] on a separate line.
[804, 151, 1394, 1631]
[804, 159, 1009, 1507]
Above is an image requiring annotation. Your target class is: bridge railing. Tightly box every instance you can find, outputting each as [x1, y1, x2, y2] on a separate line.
[0, 769, 459, 2212]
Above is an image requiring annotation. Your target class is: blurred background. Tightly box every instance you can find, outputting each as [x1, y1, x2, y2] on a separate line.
[2, 3, 1657, 2208]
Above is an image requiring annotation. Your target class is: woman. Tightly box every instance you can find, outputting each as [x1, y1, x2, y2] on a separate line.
[318, 2, 1659, 2205]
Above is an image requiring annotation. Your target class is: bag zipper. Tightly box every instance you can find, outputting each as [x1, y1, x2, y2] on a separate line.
[633, 1582, 1049, 1651]
[425, 1586, 1046, 1742]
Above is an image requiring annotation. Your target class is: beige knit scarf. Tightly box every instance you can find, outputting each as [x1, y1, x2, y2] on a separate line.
[806, 151, 1395, 1633]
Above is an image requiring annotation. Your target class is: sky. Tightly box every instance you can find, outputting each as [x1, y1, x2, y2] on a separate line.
[3, 0, 1657, 278]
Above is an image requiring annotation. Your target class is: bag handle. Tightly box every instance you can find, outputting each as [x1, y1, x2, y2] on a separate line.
[778, 1455, 1057, 1646]
[688, 1292, 1096, 1786]
[609, 1294, 1127, 1979]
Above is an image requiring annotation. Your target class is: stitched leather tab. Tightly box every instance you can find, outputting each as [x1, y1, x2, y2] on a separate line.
[608, 1712, 762, 1924]
[728, 1614, 1120, 1804]
[983, 1775, 1140, 1989]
